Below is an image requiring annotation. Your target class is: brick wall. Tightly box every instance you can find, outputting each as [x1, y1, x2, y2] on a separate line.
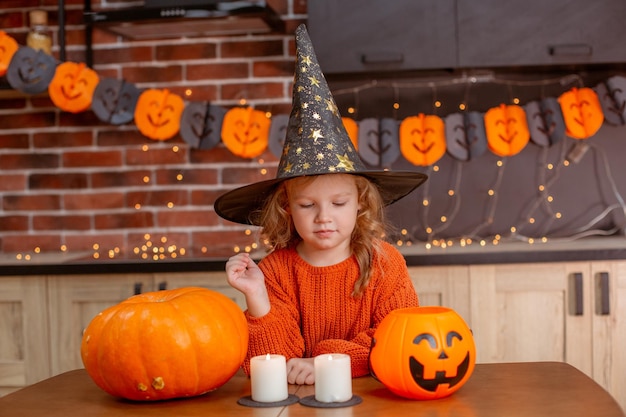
[0, 0, 307, 260]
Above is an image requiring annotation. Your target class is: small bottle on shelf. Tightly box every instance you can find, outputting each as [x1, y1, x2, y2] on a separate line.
[26, 9, 52, 55]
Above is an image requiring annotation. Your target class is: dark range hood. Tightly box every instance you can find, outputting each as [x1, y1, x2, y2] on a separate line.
[83, 0, 282, 40]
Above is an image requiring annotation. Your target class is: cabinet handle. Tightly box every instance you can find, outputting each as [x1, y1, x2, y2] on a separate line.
[134, 282, 143, 295]
[548, 44, 592, 57]
[595, 272, 610, 315]
[569, 272, 584, 316]
[158, 281, 167, 291]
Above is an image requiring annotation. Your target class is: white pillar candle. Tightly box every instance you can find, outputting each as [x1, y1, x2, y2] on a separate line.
[314, 353, 352, 403]
[249, 354, 289, 403]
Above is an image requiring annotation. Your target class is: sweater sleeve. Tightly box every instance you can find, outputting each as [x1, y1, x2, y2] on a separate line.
[240, 251, 306, 375]
[311, 242, 419, 377]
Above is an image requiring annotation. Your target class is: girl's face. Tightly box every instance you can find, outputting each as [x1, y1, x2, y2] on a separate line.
[286, 174, 360, 264]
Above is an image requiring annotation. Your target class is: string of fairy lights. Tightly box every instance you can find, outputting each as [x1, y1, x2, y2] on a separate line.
[10, 72, 626, 262]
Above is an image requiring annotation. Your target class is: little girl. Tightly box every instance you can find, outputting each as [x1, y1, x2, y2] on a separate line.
[215, 24, 427, 385]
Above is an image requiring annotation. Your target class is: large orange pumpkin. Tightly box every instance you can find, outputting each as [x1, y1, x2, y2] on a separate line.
[80, 287, 249, 401]
[370, 306, 476, 400]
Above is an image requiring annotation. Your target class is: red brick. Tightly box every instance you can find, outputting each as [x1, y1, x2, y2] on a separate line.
[0, 10, 24, 28]
[0, 98, 28, 110]
[34, 131, 93, 148]
[170, 85, 218, 102]
[155, 168, 218, 185]
[97, 130, 147, 147]
[59, 111, 105, 128]
[221, 166, 276, 186]
[127, 231, 191, 255]
[0, 153, 60, 170]
[221, 82, 285, 101]
[190, 146, 244, 163]
[0, 215, 29, 232]
[157, 209, 218, 227]
[0, 134, 29, 149]
[156, 43, 217, 61]
[221, 40, 284, 58]
[92, 46, 153, 66]
[63, 233, 126, 252]
[64, 192, 125, 210]
[95, 211, 155, 229]
[126, 190, 189, 207]
[0, 112, 56, 129]
[91, 170, 153, 188]
[190, 189, 224, 205]
[267, 0, 289, 14]
[253, 59, 295, 77]
[29, 173, 88, 190]
[122, 65, 183, 84]
[62, 150, 123, 167]
[126, 147, 188, 165]
[33, 215, 91, 231]
[0, 174, 27, 192]
[0, 234, 62, 253]
[192, 230, 258, 257]
[3, 194, 61, 211]
[187, 63, 249, 81]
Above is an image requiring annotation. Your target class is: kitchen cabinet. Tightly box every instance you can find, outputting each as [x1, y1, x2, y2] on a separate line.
[307, 0, 626, 74]
[466, 260, 626, 412]
[0, 276, 49, 397]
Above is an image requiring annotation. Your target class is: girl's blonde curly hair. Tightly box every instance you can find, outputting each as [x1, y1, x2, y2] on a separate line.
[256, 174, 388, 297]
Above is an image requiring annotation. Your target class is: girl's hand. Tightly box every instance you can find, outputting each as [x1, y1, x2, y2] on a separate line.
[286, 357, 315, 385]
[225, 253, 270, 317]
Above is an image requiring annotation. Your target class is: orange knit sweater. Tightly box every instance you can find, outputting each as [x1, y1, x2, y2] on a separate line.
[242, 240, 419, 378]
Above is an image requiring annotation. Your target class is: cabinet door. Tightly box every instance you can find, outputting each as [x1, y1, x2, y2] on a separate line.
[47, 274, 153, 375]
[408, 265, 471, 326]
[151, 271, 246, 310]
[0, 276, 50, 396]
[457, 0, 626, 67]
[307, 0, 457, 74]
[589, 260, 626, 412]
[468, 262, 593, 374]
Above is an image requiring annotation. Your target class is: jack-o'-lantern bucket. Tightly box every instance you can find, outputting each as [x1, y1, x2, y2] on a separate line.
[370, 306, 476, 400]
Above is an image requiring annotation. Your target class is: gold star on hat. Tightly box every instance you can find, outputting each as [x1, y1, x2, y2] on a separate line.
[214, 24, 427, 225]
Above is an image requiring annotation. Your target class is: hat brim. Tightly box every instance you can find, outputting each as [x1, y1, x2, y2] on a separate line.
[214, 171, 428, 226]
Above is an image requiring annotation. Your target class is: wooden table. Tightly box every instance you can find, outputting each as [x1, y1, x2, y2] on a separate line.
[0, 362, 623, 417]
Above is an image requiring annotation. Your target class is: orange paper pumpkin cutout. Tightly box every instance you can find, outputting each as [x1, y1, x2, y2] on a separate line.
[399, 113, 446, 166]
[0, 31, 19, 77]
[484, 104, 530, 157]
[134, 88, 185, 141]
[370, 306, 476, 400]
[558, 87, 604, 139]
[221, 107, 270, 158]
[48, 62, 100, 113]
[342, 117, 359, 150]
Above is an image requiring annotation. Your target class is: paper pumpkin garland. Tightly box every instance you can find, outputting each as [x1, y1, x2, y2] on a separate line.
[0, 31, 19, 76]
[6, 46, 57, 94]
[524, 97, 566, 147]
[484, 103, 530, 157]
[48, 62, 99, 113]
[221, 106, 271, 158]
[92, 78, 142, 125]
[1, 32, 625, 164]
[444, 111, 487, 161]
[358, 117, 401, 168]
[134, 88, 185, 141]
[399, 113, 447, 166]
[179, 101, 226, 150]
[558, 87, 604, 139]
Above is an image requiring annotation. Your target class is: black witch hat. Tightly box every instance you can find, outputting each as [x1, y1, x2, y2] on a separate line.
[214, 24, 427, 225]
